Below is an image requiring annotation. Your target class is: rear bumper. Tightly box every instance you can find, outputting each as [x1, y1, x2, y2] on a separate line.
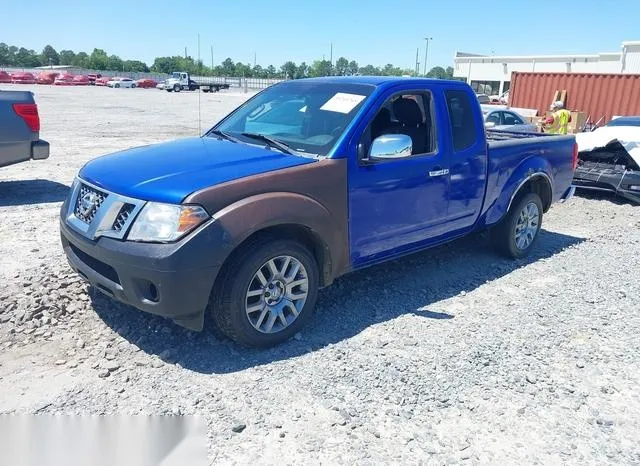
[32, 139, 49, 160]
[59, 216, 225, 331]
[558, 185, 576, 203]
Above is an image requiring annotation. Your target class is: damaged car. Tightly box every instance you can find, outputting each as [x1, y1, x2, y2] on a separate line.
[573, 122, 640, 204]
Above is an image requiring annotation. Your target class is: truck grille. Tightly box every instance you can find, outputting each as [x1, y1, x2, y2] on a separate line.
[112, 203, 136, 232]
[74, 184, 108, 224]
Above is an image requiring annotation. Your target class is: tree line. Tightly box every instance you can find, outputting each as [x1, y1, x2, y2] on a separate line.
[0, 43, 456, 80]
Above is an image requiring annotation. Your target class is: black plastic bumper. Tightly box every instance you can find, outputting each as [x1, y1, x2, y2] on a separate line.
[60, 218, 225, 331]
[573, 162, 640, 204]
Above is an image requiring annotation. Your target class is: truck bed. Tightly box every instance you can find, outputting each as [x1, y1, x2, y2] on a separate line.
[481, 129, 576, 224]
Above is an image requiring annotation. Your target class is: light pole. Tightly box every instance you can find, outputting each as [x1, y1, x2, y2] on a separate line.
[423, 37, 432, 76]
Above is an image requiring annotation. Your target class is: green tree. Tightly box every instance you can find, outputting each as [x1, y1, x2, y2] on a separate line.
[221, 58, 235, 76]
[295, 62, 308, 79]
[334, 57, 349, 75]
[266, 65, 277, 78]
[347, 60, 359, 76]
[234, 62, 250, 77]
[358, 64, 380, 76]
[124, 60, 149, 72]
[309, 59, 332, 77]
[59, 50, 75, 65]
[14, 48, 41, 67]
[426, 66, 448, 79]
[89, 48, 108, 70]
[280, 61, 297, 79]
[73, 52, 89, 68]
[41, 45, 59, 66]
[0, 43, 12, 66]
[446, 66, 454, 78]
[252, 65, 265, 78]
[107, 55, 124, 71]
[151, 56, 181, 74]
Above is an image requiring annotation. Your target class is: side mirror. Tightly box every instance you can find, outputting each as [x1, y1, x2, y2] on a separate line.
[485, 121, 496, 128]
[368, 134, 412, 161]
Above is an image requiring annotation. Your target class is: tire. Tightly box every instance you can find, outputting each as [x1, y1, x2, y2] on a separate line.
[173, 84, 180, 92]
[131, 83, 136, 88]
[115, 83, 120, 88]
[211, 238, 319, 348]
[492, 192, 543, 259]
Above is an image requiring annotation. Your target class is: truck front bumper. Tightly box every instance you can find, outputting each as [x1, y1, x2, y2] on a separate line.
[59, 217, 225, 331]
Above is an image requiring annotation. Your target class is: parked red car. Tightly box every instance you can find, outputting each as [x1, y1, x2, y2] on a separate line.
[37, 71, 59, 84]
[135, 78, 158, 88]
[10, 72, 37, 84]
[0, 71, 11, 83]
[94, 76, 110, 86]
[72, 75, 90, 85]
[53, 73, 75, 85]
[87, 73, 102, 85]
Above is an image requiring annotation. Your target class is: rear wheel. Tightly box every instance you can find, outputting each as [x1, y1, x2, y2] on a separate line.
[492, 192, 543, 259]
[211, 238, 319, 348]
[115, 83, 120, 88]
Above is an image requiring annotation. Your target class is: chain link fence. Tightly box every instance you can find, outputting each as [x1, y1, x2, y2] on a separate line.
[1, 66, 285, 90]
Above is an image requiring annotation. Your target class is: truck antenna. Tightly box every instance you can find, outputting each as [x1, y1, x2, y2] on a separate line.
[197, 32, 201, 135]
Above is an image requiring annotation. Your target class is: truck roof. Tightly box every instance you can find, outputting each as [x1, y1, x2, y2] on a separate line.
[293, 75, 467, 88]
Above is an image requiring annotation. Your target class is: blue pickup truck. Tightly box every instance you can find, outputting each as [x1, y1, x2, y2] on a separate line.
[59, 77, 577, 347]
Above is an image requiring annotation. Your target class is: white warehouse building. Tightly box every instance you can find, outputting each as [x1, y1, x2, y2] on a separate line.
[453, 40, 640, 97]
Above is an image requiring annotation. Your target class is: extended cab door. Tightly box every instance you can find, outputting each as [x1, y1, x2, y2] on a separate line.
[348, 86, 451, 266]
[442, 88, 488, 233]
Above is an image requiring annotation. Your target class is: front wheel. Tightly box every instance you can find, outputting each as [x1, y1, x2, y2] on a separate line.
[173, 84, 180, 92]
[211, 239, 319, 348]
[492, 192, 543, 259]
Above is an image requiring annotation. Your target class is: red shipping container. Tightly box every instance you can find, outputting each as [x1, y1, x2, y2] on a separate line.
[509, 72, 640, 125]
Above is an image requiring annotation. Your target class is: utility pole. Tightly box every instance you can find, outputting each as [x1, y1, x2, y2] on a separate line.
[254, 52, 256, 68]
[415, 48, 419, 76]
[423, 37, 432, 76]
[211, 45, 214, 74]
[184, 46, 187, 59]
[330, 42, 333, 75]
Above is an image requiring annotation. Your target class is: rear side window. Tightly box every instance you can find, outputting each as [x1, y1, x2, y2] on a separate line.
[445, 90, 478, 152]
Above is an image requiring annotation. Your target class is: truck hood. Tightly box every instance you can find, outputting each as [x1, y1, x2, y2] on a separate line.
[78, 136, 315, 204]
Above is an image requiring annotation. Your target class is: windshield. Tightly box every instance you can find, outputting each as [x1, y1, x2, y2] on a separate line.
[171, 72, 181, 79]
[211, 80, 375, 156]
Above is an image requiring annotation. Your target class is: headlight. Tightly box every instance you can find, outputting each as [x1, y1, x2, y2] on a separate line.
[127, 202, 209, 242]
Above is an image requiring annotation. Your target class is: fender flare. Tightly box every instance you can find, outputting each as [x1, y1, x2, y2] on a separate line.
[484, 157, 553, 226]
[210, 192, 345, 283]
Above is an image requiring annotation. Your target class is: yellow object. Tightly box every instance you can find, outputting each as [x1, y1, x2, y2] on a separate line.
[545, 109, 571, 134]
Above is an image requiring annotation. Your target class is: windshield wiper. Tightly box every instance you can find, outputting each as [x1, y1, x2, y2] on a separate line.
[240, 132, 295, 155]
[208, 129, 241, 143]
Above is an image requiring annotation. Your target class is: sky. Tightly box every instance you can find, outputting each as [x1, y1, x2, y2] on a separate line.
[3, 0, 639, 70]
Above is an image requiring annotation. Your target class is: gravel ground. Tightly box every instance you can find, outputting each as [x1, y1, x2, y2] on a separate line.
[1, 84, 639, 465]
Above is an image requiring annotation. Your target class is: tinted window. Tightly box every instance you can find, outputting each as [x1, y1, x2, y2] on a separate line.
[485, 112, 500, 125]
[503, 112, 523, 125]
[445, 90, 478, 151]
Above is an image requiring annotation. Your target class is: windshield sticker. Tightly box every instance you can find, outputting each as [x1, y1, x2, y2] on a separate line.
[320, 93, 366, 114]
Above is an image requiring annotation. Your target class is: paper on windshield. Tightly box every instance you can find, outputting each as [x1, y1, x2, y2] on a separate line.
[320, 93, 366, 114]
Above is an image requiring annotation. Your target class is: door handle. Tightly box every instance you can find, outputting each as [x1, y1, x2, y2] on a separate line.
[428, 168, 449, 177]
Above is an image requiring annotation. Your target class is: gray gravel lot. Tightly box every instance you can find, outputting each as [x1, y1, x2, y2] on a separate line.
[1, 84, 639, 465]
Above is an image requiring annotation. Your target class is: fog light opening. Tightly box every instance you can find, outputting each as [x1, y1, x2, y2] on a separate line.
[145, 282, 159, 302]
